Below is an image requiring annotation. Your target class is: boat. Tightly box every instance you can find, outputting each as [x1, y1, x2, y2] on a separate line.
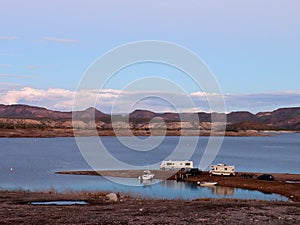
[197, 181, 218, 187]
[138, 170, 155, 180]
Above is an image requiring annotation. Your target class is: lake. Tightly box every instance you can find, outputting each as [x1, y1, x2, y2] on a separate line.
[0, 133, 299, 201]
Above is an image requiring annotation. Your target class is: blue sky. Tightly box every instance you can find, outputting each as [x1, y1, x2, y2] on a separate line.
[0, 0, 300, 113]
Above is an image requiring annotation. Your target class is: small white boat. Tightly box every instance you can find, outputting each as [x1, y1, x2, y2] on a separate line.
[197, 181, 218, 187]
[138, 170, 155, 180]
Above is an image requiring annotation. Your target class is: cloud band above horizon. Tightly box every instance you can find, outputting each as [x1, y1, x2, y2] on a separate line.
[0, 86, 299, 114]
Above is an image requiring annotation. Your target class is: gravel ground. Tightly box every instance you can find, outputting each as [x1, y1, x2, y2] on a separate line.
[0, 191, 299, 225]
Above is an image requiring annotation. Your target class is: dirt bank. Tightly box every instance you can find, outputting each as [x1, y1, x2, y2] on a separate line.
[56, 169, 176, 180]
[0, 190, 299, 225]
[185, 172, 300, 202]
[56, 170, 300, 202]
[0, 128, 272, 137]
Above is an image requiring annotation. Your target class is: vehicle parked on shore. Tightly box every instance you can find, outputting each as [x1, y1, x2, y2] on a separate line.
[257, 174, 275, 181]
[160, 160, 193, 170]
[186, 168, 202, 176]
[209, 164, 235, 176]
[240, 173, 254, 179]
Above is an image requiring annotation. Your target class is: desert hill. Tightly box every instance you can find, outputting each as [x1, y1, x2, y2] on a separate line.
[0, 104, 300, 134]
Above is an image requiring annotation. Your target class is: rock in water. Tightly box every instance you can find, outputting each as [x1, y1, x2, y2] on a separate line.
[106, 193, 118, 202]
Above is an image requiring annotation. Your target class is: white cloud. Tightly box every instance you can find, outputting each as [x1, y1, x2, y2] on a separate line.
[0, 87, 203, 113]
[0, 87, 299, 113]
[222, 91, 300, 113]
[38, 37, 77, 44]
[190, 92, 220, 97]
[0, 87, 75, 111]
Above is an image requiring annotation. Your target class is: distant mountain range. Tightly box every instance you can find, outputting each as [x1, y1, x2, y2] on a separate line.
[0, 104, 300, 131]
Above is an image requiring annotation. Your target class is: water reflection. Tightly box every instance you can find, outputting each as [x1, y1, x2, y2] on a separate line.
[205, 186, 235, 196]
[31, 201, 88, 205]
[160, 180, 199, 190]
[153, 180, 288, 201]
[139, 179, 153, 186]
[160, 180, 235, 196]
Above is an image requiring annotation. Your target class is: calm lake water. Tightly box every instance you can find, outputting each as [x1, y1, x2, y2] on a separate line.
[0, 133, 299, 201]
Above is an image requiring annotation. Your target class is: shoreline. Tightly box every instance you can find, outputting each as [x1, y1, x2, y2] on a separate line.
[56, 170, 300, 202]
[0, 128, 291, 138]
[0, 190, 299, 224]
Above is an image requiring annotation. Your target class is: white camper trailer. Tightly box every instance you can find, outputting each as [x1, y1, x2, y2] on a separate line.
[160, 160, 193, 170]
[209, 164, 235, 176]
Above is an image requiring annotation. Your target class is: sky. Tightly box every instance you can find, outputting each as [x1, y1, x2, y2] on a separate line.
[0, 0, 300, 113]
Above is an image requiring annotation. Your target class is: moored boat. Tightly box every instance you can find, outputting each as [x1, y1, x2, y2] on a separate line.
[197, 181, 218, 187]
[138, 170, 155, 180]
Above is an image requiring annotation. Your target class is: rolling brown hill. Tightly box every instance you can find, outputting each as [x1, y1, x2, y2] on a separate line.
[0, 104, 300, 131]
[0, 104, 71, 119]
[256, 107, 300, 130]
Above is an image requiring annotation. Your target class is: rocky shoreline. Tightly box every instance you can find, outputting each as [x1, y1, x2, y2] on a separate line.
[0, 190, 299, 224]
[1, 170, 300, 224]
[0, 128, 275, 138]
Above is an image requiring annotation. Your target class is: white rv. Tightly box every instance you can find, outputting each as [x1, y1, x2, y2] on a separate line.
[209, 164, 235, 176]
[160, 160, 193, 170]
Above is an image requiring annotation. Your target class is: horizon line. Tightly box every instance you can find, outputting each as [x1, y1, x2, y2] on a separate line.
[1, 103, 300, 116]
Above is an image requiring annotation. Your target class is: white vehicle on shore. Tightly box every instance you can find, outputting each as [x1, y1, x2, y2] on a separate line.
[160, 160, 193, 170]
[209, 164, 235, 176]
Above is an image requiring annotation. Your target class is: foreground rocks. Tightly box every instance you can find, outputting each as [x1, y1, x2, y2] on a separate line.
[0, 190, 299, 225]
[105, 193, 119, 202]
